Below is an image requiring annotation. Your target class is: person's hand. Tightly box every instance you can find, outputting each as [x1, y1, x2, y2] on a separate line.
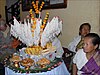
[1, 45, 8, 48]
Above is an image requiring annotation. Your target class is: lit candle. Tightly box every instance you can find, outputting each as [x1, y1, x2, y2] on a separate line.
[14, 61, 19, 68]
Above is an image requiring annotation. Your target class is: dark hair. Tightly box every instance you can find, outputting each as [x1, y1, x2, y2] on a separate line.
[79, 23, 91, 35]
[85, 33, 100, 50]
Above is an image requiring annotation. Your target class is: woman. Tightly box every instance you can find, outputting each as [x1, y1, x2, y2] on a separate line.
[67, 23, 91, 53]
[0, 16, 16, 63]
[73, 33, 100, 75]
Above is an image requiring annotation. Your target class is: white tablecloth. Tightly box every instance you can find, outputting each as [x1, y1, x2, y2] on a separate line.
[5, 62, 70, 75]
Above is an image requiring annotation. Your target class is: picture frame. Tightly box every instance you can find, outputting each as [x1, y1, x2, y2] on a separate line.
[22, 0, 67, 11]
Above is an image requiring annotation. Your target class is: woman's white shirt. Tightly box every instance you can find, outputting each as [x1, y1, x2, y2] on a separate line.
[67, 35, 81, 53]
[73, 49, 88, 75]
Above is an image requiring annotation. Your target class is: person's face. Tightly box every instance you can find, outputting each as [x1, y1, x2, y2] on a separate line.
[80, 25, 90, 36]
[0, 25, 7, 31]
[83, 37, 97, 53]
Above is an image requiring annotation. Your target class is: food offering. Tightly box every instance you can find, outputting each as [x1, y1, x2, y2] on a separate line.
[5, 0, 63, 73]
[36, 58, 50, 68]
[24, 46, 43, 55]
[20, 58, 34, 70]
[10, 54, 21, 62]
[10, 54, 21, 68]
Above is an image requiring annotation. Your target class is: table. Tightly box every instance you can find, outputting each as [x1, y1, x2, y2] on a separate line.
[5, 62, 70, 75]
